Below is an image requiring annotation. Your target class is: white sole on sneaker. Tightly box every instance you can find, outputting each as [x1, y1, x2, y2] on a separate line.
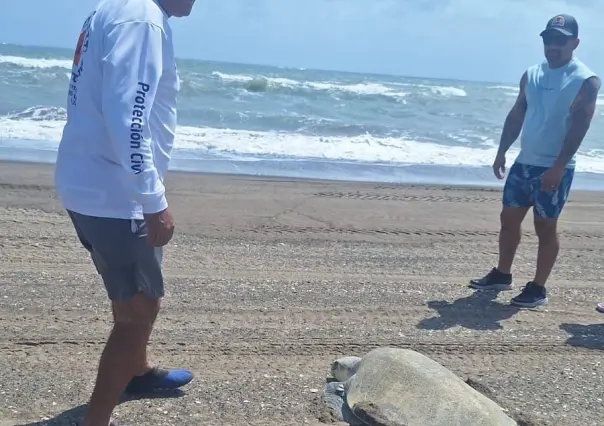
[469, 282, 513, 291]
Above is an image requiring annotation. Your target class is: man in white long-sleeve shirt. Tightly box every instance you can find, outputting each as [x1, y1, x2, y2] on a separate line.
[54, 1, 196, 425]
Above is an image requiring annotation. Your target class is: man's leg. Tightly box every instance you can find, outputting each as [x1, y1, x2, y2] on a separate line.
[470, 163, 531, 290]
[510, 167, 575, 307]
[533, 216, 559, 286]
[497, 206, 530, 275]
[108, 299, 159, 374]
[66, 212, 192, 426]
[84, 292, 161, 426]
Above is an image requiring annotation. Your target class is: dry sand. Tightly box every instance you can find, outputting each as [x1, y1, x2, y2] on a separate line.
[0, 160, 603, 426]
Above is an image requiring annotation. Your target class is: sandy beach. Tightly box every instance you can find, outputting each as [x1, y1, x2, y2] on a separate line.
[1, 160, 603, 426]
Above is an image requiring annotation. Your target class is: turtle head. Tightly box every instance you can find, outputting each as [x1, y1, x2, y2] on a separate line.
[330, 356, 362, 382]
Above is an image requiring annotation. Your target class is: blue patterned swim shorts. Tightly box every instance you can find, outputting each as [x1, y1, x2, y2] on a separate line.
[502, 162, 575, 219]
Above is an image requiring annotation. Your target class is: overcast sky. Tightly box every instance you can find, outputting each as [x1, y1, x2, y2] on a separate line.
[1, 0, 602, 83]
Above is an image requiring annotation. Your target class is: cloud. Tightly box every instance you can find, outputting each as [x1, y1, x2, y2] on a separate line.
[169, 0, 601, 81]
[1, 0, 602, 82]
[186, 0, 602, 38]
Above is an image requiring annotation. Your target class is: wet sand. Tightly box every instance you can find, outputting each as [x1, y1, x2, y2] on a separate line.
[0, 160, 603, 425]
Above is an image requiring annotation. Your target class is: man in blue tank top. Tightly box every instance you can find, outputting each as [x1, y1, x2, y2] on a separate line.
[469, 14, 600, 308]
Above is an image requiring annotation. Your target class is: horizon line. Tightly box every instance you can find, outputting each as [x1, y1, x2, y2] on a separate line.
[0, 41, 515, 86]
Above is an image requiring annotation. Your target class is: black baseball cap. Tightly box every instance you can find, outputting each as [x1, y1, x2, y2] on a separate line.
[540, 14, 579, 37]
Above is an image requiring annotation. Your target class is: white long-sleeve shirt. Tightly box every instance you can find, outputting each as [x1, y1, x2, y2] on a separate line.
[54, 0, 179, 220]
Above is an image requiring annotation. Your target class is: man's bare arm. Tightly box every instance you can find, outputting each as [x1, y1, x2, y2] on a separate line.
[553, 76, 601, 169]
[497, 72, 528, 155]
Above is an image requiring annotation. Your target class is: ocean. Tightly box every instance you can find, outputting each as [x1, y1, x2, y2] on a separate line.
[1, 43, 604, 190]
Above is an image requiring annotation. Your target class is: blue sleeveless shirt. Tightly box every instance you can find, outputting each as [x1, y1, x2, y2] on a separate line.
[515, 57, 597, 169]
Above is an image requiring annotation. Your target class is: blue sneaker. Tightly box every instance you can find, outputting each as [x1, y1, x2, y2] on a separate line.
[469, 267, 513, 291]
[125, 367, 194, 395]
[510, 282, 548, 308]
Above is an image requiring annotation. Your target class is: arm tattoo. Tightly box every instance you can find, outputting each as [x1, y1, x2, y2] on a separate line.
[554, 76, 601, 168]
[579, 76, 600, 105]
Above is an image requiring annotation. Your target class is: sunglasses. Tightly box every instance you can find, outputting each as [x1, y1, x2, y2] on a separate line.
[541, 34, 571, 46]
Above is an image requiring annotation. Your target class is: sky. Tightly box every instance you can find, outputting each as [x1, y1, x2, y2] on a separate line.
[1, 0, 603, 83]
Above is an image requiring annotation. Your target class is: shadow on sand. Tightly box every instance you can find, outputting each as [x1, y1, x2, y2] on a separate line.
[14, 389, 185, 426]
[417, 288, 522, 331]
[560, 322, 604, 350]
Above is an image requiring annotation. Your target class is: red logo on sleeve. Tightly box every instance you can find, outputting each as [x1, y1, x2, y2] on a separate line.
[72, 31, 86, 66]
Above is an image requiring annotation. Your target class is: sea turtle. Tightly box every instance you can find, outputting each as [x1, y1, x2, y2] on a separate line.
[323, 347, 517, 426]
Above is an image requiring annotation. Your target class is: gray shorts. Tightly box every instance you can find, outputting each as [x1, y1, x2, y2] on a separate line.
[67, 210, 164, 302]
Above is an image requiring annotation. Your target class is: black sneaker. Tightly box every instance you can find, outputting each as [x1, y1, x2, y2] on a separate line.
[510, 282, 548, 308]
[469, 267, 513, 291]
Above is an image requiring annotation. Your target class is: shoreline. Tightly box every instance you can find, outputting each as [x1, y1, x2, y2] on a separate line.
[0, 158, 503, 191]
[0, 157, 582, 196]
[2, 149, 604, 193]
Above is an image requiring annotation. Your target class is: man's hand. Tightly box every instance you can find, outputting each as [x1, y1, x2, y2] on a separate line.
[540, 165, 565, 192]
[492, 152, 506, 179]
[144, 207, 175, 247]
